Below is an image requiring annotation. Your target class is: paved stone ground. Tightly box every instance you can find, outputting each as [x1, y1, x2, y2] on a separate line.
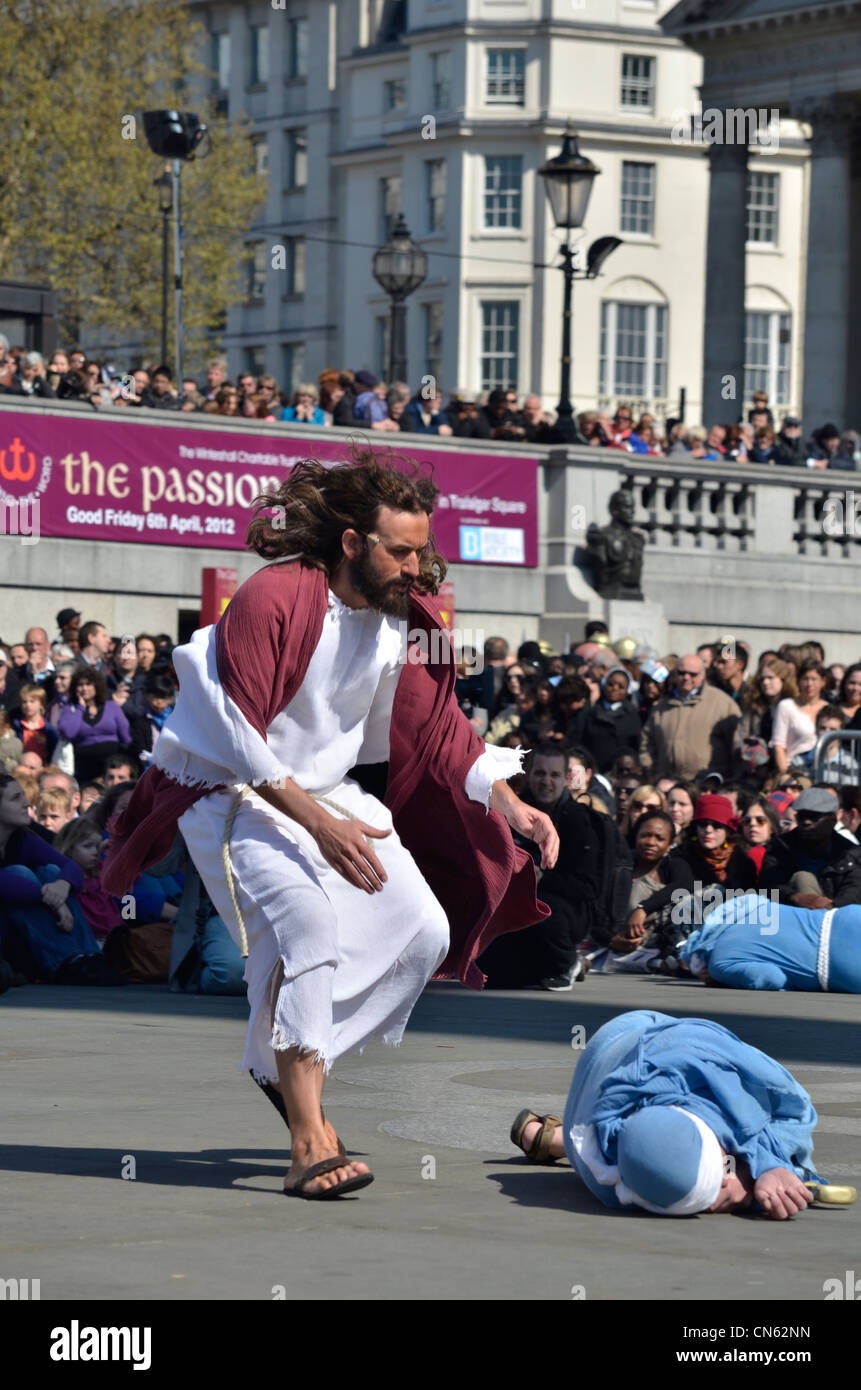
[2, 973, 859, 1301]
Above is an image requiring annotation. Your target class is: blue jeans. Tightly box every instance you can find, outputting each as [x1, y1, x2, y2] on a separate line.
[0, 865, 100, 978]
[199, 914, 246, 995]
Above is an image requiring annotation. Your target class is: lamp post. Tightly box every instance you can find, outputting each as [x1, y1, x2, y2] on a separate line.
[372, 214, 427, 383]
[154, 169, 173, 367]
[538, 128, 600, 444]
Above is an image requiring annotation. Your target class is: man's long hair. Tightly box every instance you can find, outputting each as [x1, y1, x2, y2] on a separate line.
[246, 447, 447, 594]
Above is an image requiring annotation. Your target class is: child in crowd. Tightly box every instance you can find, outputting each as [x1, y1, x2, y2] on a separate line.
[14, 685, 57, 764]
[815, 705, 859, 784]
[54, 817, 122, 946]
[34, 786, 74, 838]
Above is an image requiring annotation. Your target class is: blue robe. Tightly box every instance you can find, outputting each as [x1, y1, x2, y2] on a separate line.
[680, 896, 861, 992]
[562, 1010, 821, 1209]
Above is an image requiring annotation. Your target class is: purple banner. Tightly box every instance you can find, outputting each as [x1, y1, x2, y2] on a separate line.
[0, 411, 539, 566]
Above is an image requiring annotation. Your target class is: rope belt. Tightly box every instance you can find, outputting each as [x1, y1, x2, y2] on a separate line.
[816, 907, 836, 992]
[220, 784, 370, 959]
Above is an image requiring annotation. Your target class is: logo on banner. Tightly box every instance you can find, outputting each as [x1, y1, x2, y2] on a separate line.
[0, 435, 52, 502]
[459, 525, 525, 564]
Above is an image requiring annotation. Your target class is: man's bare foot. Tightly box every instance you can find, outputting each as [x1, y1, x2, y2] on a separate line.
[284, 1125, 371, 1196]
[520, 1119, 565, 1161]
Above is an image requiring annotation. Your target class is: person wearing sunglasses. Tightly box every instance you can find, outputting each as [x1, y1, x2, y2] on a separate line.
[639, 653, 740, 782]
[759, 787, 861, 908]
[738, 797, 781, 879]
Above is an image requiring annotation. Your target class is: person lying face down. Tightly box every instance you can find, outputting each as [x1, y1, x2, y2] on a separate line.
[513, 1009, 820, 1219]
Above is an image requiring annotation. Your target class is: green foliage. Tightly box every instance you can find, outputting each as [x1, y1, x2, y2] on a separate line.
[0, 0, 265, 368]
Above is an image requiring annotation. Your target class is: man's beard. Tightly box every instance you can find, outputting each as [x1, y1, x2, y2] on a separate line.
[347, 547, 413, 618]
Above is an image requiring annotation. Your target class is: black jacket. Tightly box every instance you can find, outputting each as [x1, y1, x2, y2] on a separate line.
[581, 701, 642, 772]
[636, 840, 757, 918]
[332, 388, 361, 427]
[758, 830, 861, 906]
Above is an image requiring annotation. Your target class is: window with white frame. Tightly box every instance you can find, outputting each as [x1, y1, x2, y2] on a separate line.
[250, 27, 269, 86]
[383, 78, 407, 112]
[286, 129, 307, 189]
[425, 159, 446, 232]
[483, 156, 522, 229]
[288, 18, 309, 79]
[284, 239, 306, 297]
[480, 301, 520, 391]
[486, 49, 525, 105]
[282, 343, 305, 397]
[599, 301, 667, 399]
[248, 241, 267, 300]
[620, 55, 655, 111]
[620, 161, 655, 236]
[424, 303, 443, 385]
[379, 175, 402, 242]
[375, 317, 391, 379]
[253, 134, 269, 179]
[746, 172, 780, 246]
[431, 52, 451, 110]
[212, 32, 230, 91]
[745, 311, 791, 404]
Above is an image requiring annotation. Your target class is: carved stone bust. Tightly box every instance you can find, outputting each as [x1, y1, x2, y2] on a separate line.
[585, 490, 646, 599]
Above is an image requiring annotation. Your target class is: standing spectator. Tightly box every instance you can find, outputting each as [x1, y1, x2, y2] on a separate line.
[0, 711, 23, 773]
[770, 659, 829, 772]
[723, 425, 749, 462]
[23, 627, 55, 695]
[107, 639, 147, 713]
[78, 621, 111, 676]
[39, 768, 82, 817]
[241, 391, 276, 423]
[735, 659, 796, 773]
[55, 608, 81, 646]
[581, 667, 641, 772]
[136, 634, 158, 673]
[805, 423, 841, 468]
[401, 386, 452, 436]
[665, 423, 691, 458]
[353, 372, 398, 431]
[0, 649, 22, 715]
[46, 661, 77, 728]
[331, 371, 361, 426]
[712, 640, 750, 701]
[207, 384, 240, 416]
[610, 405, 633, 447]
[257, 376, 281, 414]
[46, 350, 70, 393]
[282, 384, 327, 426]
[747, 390, 774, 427]
[58, 669, 131, 785]
[637, 658, 669, 724]
[13, 686, 58, 764]
[138, 365, 183, 411]
[480, 388, 527, 442]
[519, 396, 553, 444]
[0, 334, 23, 394]
[838, 664, 861, 724]
[446, 395, 491, 439]
[639, 654, 740, 781]
[773, 417, 804, 467]
[203, 357, 228, 402]
[237, 371, 257, 402]
[830, 432, 859, 472]
[128, 673, 176, 765]
[705, 424, 728, 457]
[386, 383, 412, 427]
[749, 426, 777, 464]
[17, 352, 55, 399]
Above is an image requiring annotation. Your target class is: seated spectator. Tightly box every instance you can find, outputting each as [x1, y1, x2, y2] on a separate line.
[0, 708, 23, 773]
[815, 706, 860, 785]
[602, 810, 683, 967]
[666, 781, 697, 846]
[54, 816, 121, 946]
[737, 795, 781, 879]
[79, 783, 104, 815]
[128, 672, 176, 764]
[39, 767, 82, 816]
[478, 742, 631, 989]
[838, 786, 861, 842]
[581, 667, 641, 772]
[282, 383, 327, 426]
[771, 659, 829, 772]
[138, 365, 183, 410]
[400, 386, 452, 436]
[102, 752, 138, 788]
[623, 784, 666, 845]
[830, 431, 859, 472]
[13, 685, 58, 765]
[58, 668, 131, 784]
[773, 416, 804, 467]
[0, 772, 123, 985]
[34, 786, 74, 839]
[758, 787, 861, 907]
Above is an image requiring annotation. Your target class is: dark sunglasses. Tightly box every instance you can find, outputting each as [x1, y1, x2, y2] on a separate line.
[697, 819, 726, 831]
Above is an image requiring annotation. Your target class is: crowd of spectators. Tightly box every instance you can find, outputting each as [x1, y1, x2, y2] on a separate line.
[463, 627, 861, 990]
[2, 337, 856, 468]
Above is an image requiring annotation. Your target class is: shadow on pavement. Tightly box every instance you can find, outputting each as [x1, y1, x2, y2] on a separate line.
[486, 1160, 643, 1216]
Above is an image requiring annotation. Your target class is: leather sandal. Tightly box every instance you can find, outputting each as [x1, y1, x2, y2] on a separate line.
[510, 1108, 564, 1164]
[284, 1156, 375, 1200]
[251, 1072, 346, 1155]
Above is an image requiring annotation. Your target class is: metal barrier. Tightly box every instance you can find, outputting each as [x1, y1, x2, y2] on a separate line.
[812, 730, 861, 787]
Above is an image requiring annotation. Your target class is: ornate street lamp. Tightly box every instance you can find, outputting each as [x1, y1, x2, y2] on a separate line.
[154, 168, 173, 367]
[372, 214, 427, 384]
[538, 128, 607, 444]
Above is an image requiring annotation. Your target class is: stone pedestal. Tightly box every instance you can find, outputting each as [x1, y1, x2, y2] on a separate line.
[602, 598, 668, 656]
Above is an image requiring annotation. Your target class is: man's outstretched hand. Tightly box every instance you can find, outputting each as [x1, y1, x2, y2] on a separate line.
[502, 799, 559, 870]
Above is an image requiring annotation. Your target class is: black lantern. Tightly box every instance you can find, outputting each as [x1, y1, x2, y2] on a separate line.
[372, 214, 427, 383]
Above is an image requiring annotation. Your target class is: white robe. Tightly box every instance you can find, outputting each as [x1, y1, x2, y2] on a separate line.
[159, 588, 521, 1081]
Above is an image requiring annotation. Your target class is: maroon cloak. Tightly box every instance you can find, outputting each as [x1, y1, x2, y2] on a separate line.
[103, 561, 548, 987]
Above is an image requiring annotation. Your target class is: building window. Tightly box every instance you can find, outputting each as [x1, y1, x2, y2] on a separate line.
[288, 19, 309, 79]
[745, 311, 791, 405]
[248, 242, 267, 300]
[425, 159, 446, 233]
[285, 239, 306, 297]
[282, 343, 305, 397]
[250, 27, 269, 86]
[424, 303, 443, 385]
[746, 172, 780, 246]
[599, 301, 667, 399]
[486, 49, 525, 106]
[253, 134, 269, 179]
[212, 32, 231, 91]
[286, 129, 307, 189]
[483, 156, 522, 229]
[383, 78, 407, 112]
[620, 54, 655, 111]
[480, 301, 519, 391]
[245, 345, 266, 377]
[620, 161, 655, 236]
[379, 175, 402, 241]
[431, 52, 451, 110]
[375, 316, 391, 379]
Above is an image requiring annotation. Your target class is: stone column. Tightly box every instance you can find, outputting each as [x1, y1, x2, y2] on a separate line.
[702, 140, 748, 428]
[801, 101, 855, 428]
